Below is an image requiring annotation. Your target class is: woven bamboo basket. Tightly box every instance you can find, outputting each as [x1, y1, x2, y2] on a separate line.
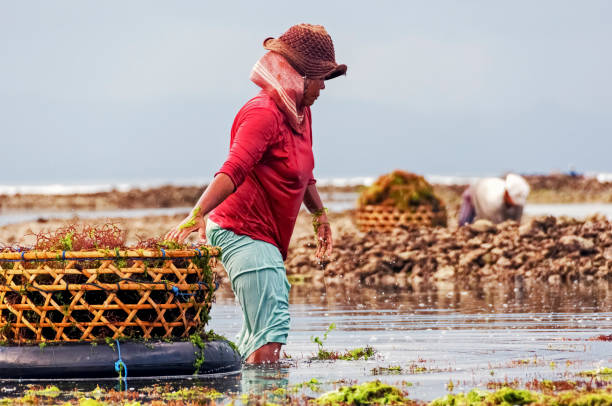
[355, 204, 447, 232]
[0, 248, 220, 344]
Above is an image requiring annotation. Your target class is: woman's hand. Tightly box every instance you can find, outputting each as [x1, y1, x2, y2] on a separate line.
[312, 209, 333, 260]
[315, 221, 333, 260]
[164, 173, 235, 245]
[165, 207, 207, 244]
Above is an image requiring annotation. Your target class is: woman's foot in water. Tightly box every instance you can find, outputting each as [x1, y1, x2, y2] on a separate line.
[245, 343, 282, 364]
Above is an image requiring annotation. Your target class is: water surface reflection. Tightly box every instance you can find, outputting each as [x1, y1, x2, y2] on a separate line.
[209, 282, 612, 400]
[1, 282, 609, 402]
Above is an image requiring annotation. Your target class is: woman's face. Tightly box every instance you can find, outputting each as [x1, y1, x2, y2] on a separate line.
[303, 78, 325, 107]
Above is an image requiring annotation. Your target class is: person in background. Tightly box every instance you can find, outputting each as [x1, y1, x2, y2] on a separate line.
[165, 24, 346, 363]
[458, 173, 531, 226]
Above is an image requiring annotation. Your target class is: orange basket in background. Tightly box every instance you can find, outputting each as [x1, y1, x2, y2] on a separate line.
[355, 170, 447, 232]
[355, 204, 447, 232]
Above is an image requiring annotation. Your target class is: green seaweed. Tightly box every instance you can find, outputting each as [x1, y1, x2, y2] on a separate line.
[79, 398, 106, 406]
[179, 207, 201, 230]
[338, 346, 376, 361]
[113, 247, 127, 269]
[287, 274, 310, 285]
[372, 365, 403, 375]
[430, 387, 612, 406]
[89, 384, 104, 400]
[24, 385, 61, 398]
[189, 332, 206, 374]
[162, 387, 222, 401]
[488, 387, 538, 405]
[292, 378, 322, 393]
[189, 330, 239, 374]
[311, 323, 376, 361]
[105, 337, 116, 351]
[552, 390, 612, 406]
[2, 381, 611, 406]
[312, 323, 335, 347]
[358, 170, 443, 212]
[60, 232, 74, 251]
[203, 329, 238, 353]
[316, 380, 410, 405]
[312, 207, 329, 235]
[431, 389, 487, 405]
[157, 240, 183, 250]
[311, 323, 336, 359]
[578, 367, 612, 379]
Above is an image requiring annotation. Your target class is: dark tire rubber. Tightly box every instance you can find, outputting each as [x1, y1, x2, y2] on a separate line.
[0, 340, 241, 379]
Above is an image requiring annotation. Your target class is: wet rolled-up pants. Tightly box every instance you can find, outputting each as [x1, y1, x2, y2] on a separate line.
[206, 220, 291, 359]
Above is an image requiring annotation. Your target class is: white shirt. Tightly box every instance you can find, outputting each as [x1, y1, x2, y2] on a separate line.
[470, 178, 523, 224]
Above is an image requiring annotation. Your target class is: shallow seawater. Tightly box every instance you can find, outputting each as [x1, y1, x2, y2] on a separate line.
[1, 282, 611, 403]
[207, 282, 612, 401]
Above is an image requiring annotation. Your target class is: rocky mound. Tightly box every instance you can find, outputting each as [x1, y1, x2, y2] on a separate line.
[286, 216, 612, 288]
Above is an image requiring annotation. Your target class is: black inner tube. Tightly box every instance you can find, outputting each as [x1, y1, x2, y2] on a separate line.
[0, 340, 241, 379]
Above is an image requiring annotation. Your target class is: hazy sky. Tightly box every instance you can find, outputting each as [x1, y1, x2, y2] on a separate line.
[1, 1, 611, 184]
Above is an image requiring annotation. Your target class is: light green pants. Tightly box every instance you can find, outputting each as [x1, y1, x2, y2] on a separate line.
[206, 220, 291, 359]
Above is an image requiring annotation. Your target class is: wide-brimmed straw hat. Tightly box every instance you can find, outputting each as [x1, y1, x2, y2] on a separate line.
[263, 23, 347, 80]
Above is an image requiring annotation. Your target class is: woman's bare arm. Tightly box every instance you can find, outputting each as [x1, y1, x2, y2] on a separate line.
[303, 183, 324, 214]
[165, 173, 235, 243]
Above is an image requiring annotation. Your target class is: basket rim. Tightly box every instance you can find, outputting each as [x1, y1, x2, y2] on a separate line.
[356, 204, 444, 212]
[0, 247, 220, 261]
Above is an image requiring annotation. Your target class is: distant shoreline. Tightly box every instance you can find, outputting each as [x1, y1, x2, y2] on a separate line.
[1, 172, 611, 196]
[1, 173, 610, 214]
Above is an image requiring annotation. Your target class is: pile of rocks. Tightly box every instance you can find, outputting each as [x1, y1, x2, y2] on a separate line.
[286, 216, 612, 289]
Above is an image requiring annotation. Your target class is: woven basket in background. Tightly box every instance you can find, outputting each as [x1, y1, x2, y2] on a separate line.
[355, 204, 447, 232]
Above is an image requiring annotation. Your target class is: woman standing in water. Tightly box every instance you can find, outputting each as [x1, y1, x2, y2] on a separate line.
[166, 24, 346, 363]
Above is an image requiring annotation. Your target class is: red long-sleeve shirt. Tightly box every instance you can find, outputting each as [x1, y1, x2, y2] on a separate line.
[209, 91, 315, 259]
